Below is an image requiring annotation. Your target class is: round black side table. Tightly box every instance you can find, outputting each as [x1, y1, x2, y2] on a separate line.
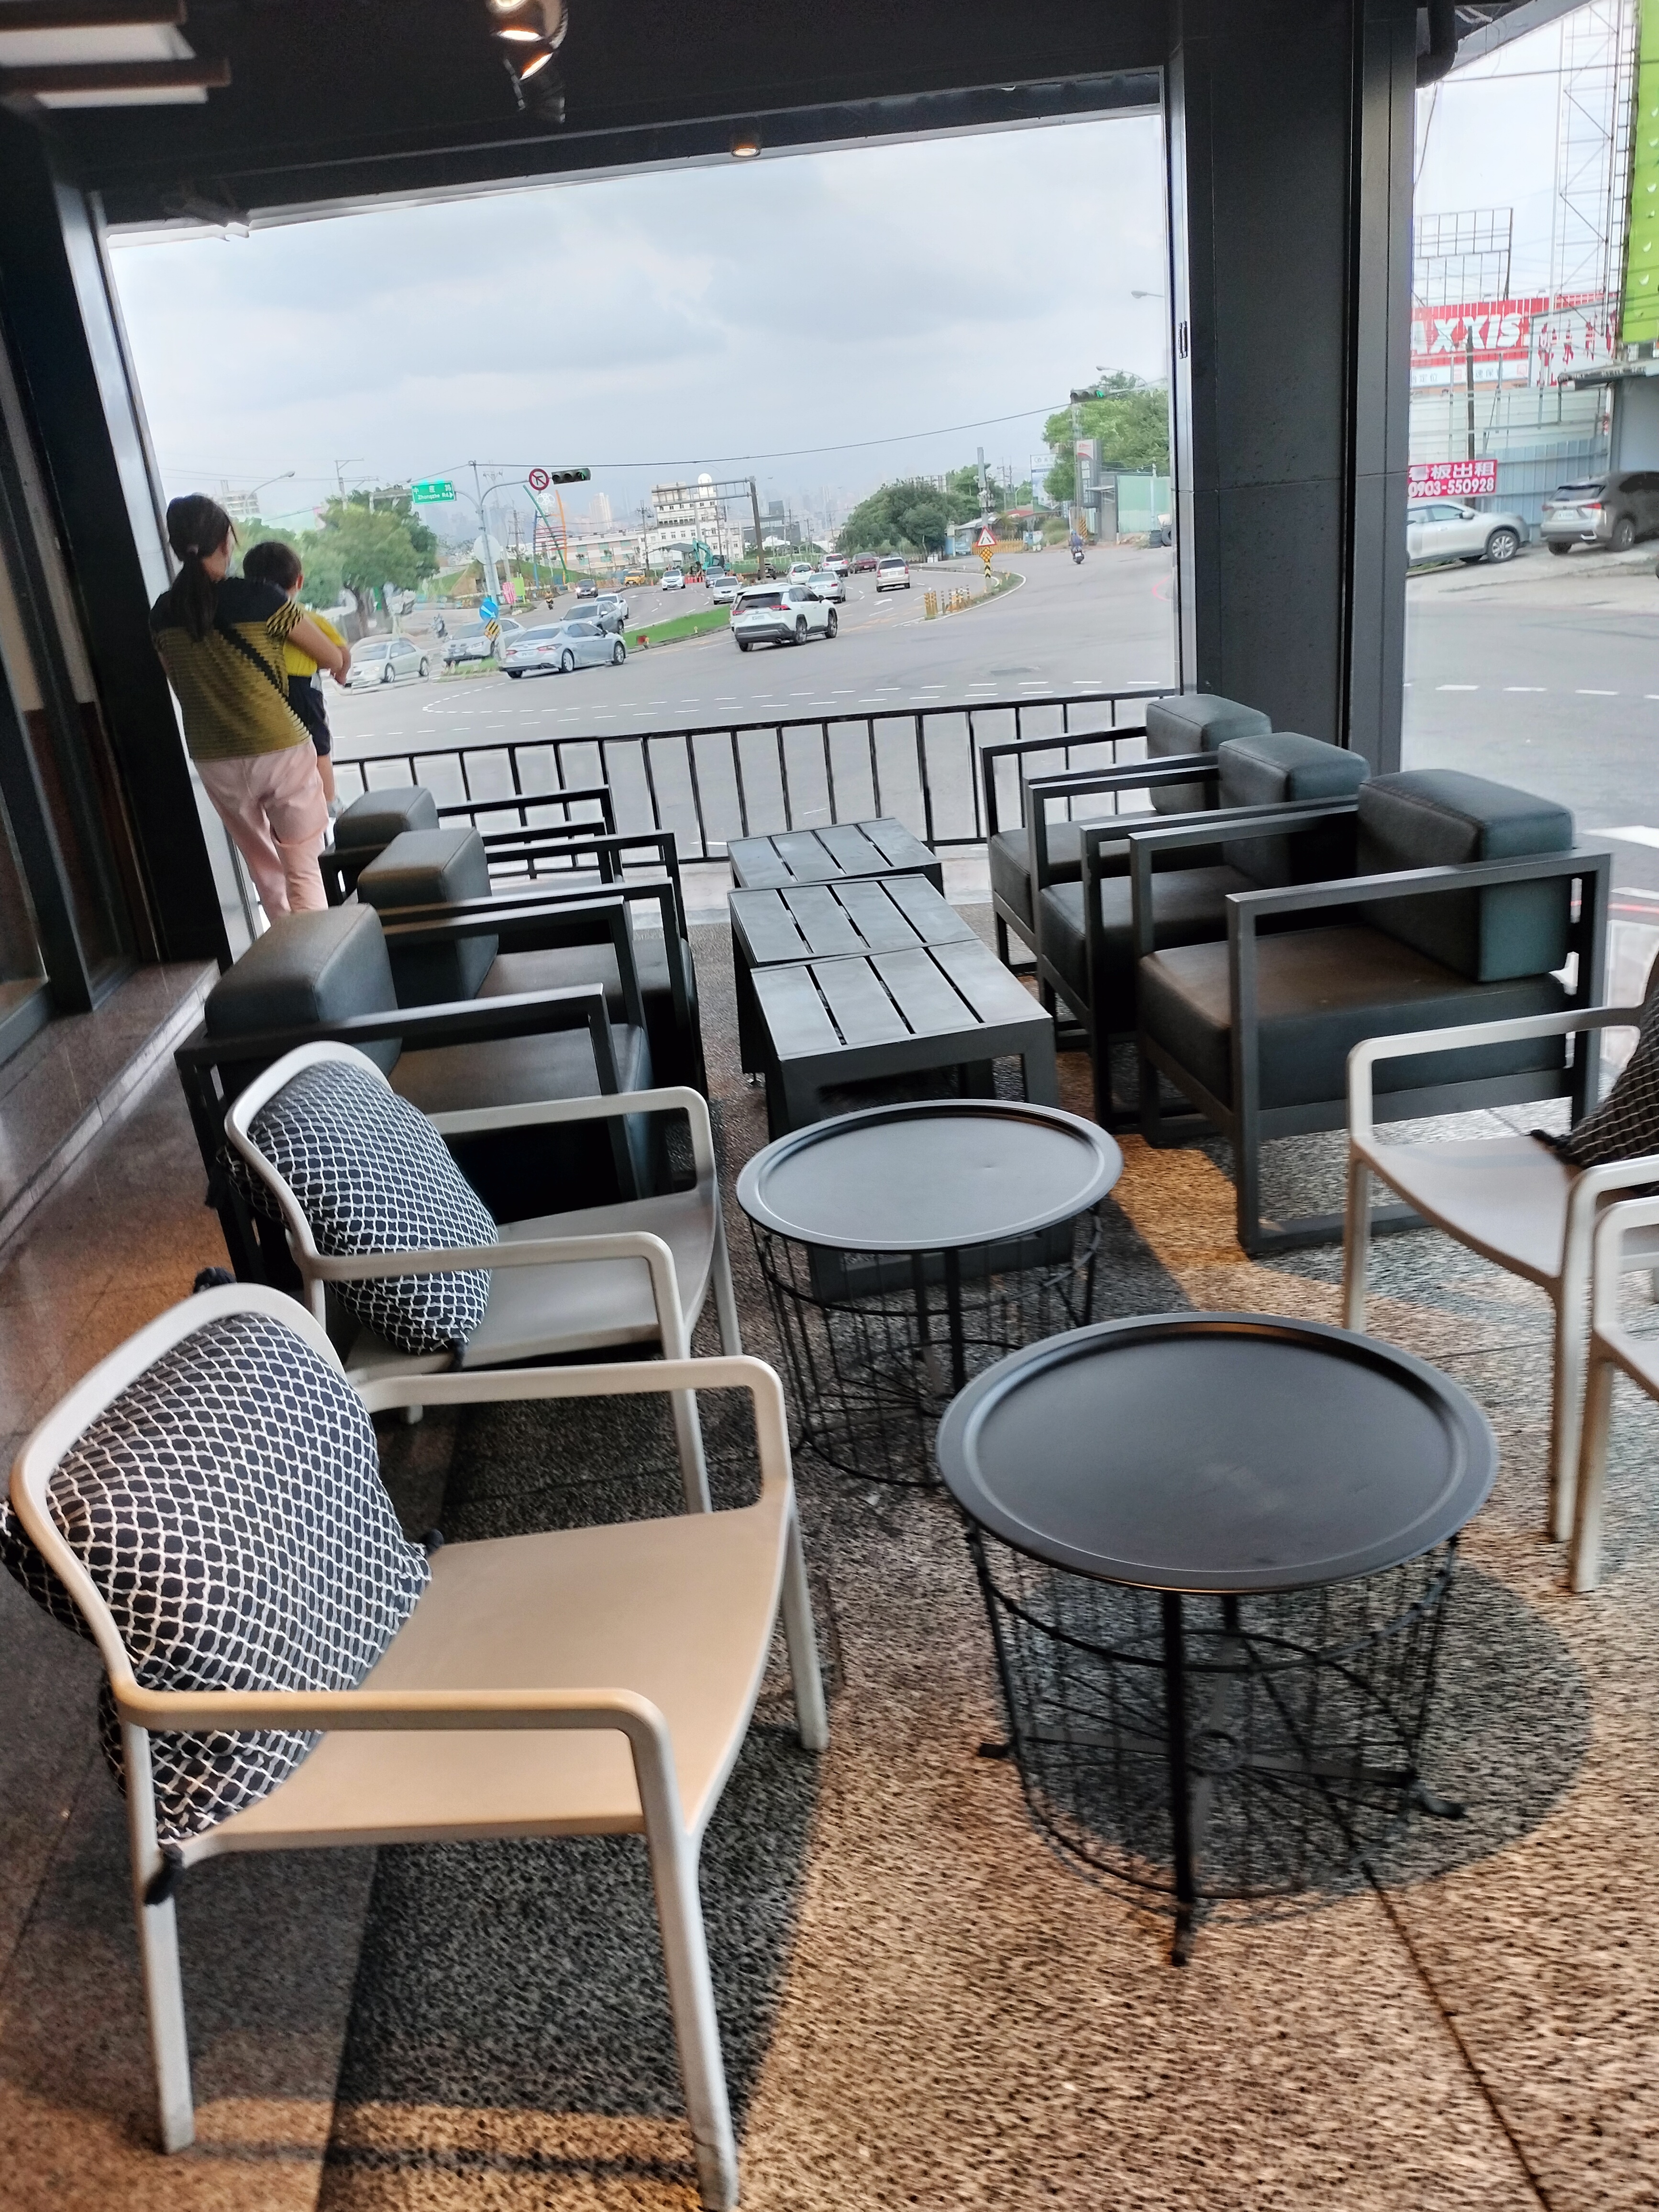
[737, 1100, 1122, 1486]
[937, 1312, 1497, 1961]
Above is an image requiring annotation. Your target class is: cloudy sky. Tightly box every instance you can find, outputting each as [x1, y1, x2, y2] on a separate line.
[110, 113, 1169, 540]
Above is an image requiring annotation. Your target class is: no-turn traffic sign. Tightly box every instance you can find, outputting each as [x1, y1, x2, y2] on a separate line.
[527, 468, 551, 492]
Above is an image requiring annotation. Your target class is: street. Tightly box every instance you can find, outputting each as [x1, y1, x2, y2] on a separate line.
[326, 544, 1178, 767]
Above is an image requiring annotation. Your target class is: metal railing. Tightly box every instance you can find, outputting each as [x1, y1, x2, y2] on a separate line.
[332, 685, 1174, 861]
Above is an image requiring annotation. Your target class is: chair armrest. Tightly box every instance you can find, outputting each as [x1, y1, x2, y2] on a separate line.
[430, 1083, 715, 1176]
[979, 717, 1152, 834]
[1593, 1191, 1659, 1331]
[1222, 844, 1602, 927]
[1125, 801, 1359, 960]
[179, 982, 617, 1080]
[1349, 1005, 1644, 1144]
[439, 783, 615, 831]
[1028, 756, 1217, 897]
[383, 900, 650, 1034]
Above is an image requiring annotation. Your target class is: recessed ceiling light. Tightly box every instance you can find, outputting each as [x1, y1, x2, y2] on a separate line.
[497, 23, 540, 37]
[519, 45, 554, 78]
[730, 129, 761, 158]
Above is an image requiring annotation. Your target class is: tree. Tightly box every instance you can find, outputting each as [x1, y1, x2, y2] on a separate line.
[305, 496, 439, 620]
[838, 475, 978, 557]
[1043, 372, 1170, 505]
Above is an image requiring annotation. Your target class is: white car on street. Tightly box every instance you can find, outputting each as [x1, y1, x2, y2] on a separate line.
[1406, 501, 1527, 566]
[661, 569, 686, 590]
[711, 573, 742, 605]
[875, 555, 912, 591]
[732, 583, 838, 650]
[787, 561, 815, 584]
[807, 568, 846, 602]
[501, 619, 627, 677]
[345, 634, 430, 686]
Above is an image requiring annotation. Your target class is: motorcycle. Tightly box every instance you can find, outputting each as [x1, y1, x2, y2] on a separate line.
[1071, 545, 1085, 566]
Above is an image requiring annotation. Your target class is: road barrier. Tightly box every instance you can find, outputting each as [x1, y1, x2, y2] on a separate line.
[333, 684, 1172, 861]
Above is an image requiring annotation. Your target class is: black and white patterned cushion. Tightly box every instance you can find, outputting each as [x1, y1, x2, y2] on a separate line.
[1553, 955, 1659, 1170]
[239, 1057, 496, 1357]
[0, 1309, 430, 1846]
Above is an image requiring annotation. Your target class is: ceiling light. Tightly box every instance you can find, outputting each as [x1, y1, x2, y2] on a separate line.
[496, 23, 540, 37]
[518, 45, 554, 78]
[730, 129, 761, 158]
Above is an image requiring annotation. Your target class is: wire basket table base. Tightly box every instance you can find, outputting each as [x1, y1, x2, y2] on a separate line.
[970, 1530, 1460, 1960]
[752, 1218, 1102, 1486]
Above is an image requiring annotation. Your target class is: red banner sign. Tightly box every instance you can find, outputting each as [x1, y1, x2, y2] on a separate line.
[1409, 295, 1615, 387]
[1408, 460, 1499, 498]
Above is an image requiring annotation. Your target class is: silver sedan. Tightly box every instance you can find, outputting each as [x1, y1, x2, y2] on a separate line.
[501, 619, 627, 678]
[807, 568, 847, 602]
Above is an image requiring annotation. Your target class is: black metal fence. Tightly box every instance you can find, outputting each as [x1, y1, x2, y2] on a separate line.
[333, 686, 1173, 861]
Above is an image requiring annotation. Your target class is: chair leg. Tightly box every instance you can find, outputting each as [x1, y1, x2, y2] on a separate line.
[670, 1390, 713, 1514]
[995, 913, 1010, 966]
[1341, 1156, 1371, 1331]
[135, 1889, 195, 2152]
[1570, 1352, 1617, 1593]
[711, 1217, 742, 1356]
[646, 1827, 739, 2212]
[1548, 1289, 1589, 1544]
[781, 1504, 830, 1752]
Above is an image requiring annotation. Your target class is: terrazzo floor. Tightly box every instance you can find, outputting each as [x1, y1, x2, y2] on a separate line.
[2, 919, 1657, 2209]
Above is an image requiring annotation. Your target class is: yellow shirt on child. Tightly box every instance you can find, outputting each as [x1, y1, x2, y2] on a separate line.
[284, 609, 345, 679]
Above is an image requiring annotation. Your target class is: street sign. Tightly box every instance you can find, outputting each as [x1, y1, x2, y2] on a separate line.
[976, 526, 997, 549]
[527, 468, 550, 492]
[485, 619, 501, 641]
[479, 594, 499, 619]
[411, 479, 455, 503]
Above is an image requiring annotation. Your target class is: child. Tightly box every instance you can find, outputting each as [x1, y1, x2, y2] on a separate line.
[241, 540, 348, 808]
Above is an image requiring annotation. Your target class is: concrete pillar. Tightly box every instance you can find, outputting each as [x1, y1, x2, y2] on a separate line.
[1167, 0, 1416, 770]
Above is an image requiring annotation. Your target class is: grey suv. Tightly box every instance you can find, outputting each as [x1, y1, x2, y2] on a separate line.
[1540, 472, 1659, 554]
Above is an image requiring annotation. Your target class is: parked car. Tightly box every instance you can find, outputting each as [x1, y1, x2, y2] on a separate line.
[807, 568, 847, 602]
[851, 553, 881, 572]
[575, 580, 598, 598]
[731, 583, 838, 650]
[1405, 501, 1527, 566]
[1540, 471, 1659, 553]
[345, 633, 430, 686]
[441, 616, 523, 666]
[661, 568, 686, 590]
[501, 619, 627, 677]
[875, 555, 912, 591]
[711, 573, 742, 605]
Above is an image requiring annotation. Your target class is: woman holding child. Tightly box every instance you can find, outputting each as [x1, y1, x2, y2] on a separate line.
[149, 493, 350, 917]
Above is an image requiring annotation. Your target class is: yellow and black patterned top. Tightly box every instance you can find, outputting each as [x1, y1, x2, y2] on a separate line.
[150, 576, 309, 762]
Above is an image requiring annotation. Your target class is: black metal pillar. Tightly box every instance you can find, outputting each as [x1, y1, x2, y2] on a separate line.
[1167, 0, 1415, 771]
[0, 109, 234, 966]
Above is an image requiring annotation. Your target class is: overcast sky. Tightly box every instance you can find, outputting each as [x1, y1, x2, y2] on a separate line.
[110, 113, 1169, 539]
[108, 23, 1581, 542]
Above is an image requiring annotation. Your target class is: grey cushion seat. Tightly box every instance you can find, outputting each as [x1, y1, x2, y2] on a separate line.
[991, 822, 1224, 929]
[1139, 925, 1567, 1112]
[485, 941, 697, 1085]
[1039, 866, 1257, 1026]
[392, 1018, 650, 1118]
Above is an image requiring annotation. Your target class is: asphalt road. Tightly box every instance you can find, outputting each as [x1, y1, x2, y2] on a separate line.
[327, 544, 1178, 769]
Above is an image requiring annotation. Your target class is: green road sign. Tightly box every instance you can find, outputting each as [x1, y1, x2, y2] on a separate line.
[411, 479, 456, 502]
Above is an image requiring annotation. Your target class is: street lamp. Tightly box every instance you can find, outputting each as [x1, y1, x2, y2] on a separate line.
[244, 470, 295, 511]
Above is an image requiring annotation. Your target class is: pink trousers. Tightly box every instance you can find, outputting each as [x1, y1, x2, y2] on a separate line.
[196, 744, 329, 918]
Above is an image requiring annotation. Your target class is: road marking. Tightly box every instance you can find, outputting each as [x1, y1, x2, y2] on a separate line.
[1504, 686, 1546, 693]
[1437, 684, 1478, 691]
[1603, 826, 1659, 850]
[1577, 689, 1618, 696]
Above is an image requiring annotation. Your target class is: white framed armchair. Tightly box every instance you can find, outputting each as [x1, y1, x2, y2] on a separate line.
[226, 1040, 740, 1510]
[1344, 1003, 1659, 1547]
[1570, 1191, 1659, 1591]
[3, 1285, 827, 2212]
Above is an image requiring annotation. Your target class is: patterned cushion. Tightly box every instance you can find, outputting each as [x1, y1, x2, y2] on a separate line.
[1556, 959, 1659, 1169]
[0, 1310, 430, 1847]
[242, 1057, 496, 1356]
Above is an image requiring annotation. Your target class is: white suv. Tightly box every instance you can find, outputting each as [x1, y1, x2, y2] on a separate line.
[732, 582, 838, 650]
[875, 555, 911, 591]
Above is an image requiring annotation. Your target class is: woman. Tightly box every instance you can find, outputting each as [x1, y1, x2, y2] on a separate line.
[150, 494, 351, 917]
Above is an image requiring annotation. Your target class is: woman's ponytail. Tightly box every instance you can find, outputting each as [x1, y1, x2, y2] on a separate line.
[164, 494, 232, 641]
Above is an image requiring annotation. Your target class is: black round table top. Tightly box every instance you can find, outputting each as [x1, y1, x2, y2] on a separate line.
[936, 1313, 1496, 1593]
[735, 1100, 1122, 1253]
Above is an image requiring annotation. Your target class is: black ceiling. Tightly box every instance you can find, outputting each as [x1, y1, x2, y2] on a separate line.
[46, 0, 1167, 228]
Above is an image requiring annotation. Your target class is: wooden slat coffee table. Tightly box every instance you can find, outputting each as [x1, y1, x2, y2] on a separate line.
[727, 817, 943, 892]
[748, 932, 1059, 1137]
[729, 874, 979, 1073]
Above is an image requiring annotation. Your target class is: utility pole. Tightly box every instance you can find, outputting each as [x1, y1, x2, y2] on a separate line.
[333, 457, 362, 504]
[470, 459, 503, 603]
[749, 476, 765, 578]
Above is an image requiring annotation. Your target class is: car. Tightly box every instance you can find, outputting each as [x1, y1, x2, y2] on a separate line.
[1540, 471, 1659, 554]
[824, 554, 851, 576]
[875, 555, 912, 591]
[851, 553, 881, 572]
[1406, 501, 1528, 567]
[500, 619, 627, 677]
[661, 568, 686, 590]
[710, 573, 742, 605]
[575, 580, 598, 599]
[622, 570, 649, 586]
[345, 633, 429, 686]
[440, 615, 523, 666]
[584, 595, 627, 635]
[807, 568, 846, 602]
[787, 561, 815, 584]
[731, 582, 838, 649]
